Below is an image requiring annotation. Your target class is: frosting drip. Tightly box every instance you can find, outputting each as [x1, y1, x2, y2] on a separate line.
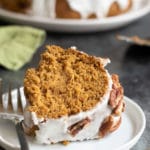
[31, 0, 56, 18]
[66, 0, 129, 18]
[31, 0, 130, 18]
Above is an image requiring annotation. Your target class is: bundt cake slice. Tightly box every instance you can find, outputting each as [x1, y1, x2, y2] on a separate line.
[23, 45, 124, 144]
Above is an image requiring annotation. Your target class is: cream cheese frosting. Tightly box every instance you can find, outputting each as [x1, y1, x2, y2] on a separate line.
[23, 70, 115, 144]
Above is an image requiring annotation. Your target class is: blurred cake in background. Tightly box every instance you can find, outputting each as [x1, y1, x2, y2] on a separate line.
[0, 0, 132, 19]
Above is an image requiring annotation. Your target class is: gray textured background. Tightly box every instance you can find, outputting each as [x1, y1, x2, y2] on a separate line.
[0, 13, 150, 150]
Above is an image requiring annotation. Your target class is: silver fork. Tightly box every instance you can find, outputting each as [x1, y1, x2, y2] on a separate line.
[0, 79, 29, 150]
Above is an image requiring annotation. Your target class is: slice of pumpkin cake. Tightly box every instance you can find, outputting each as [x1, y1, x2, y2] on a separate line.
[23, 45, 124, 144]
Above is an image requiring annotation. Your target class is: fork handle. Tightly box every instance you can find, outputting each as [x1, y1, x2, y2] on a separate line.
[15, 121, 29, 150]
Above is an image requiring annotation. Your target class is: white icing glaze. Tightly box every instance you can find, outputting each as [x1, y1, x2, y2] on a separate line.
[46, 0, 56, 18]
[132, 0, 141, 10]
[117, 0, 130, 9]
[66, 0, 130, 18]
[23, 70, 115, 144]
[31, 0, 56, 18]
[30, 0, 130, 19]
[31, 0, 48, 17]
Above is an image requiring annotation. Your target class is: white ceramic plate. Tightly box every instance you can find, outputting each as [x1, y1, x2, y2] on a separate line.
[0, 0, 150, 32]
[0, 88, 146, 150]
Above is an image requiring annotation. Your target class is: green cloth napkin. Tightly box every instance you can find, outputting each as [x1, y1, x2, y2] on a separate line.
[0, 26, 46, 71]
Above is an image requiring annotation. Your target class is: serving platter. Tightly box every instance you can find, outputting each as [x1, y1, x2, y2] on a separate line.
[0, 0, 150, 32]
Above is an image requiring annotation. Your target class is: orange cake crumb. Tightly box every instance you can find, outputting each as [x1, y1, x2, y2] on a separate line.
[24, 45, 109, 118]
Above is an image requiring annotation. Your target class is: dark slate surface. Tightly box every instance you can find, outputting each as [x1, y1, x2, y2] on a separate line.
[0, 14, 150, 150]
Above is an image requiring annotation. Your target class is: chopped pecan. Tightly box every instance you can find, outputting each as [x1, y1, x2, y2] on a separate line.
[99, 115, 121, 137]
[68, 117, 91, 136]
[109, 89, 117, 108]
[113, 100, 124, 115]
[99, 115, 114, 137]
[109, 74, 124, 109]
[109, 87, 123, 108]
[112, 74, 120, 88]
[109, 117, 121, 132]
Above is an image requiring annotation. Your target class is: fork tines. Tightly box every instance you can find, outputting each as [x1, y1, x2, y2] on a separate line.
[0, 81, 28, 150]
[7, 83, 13, 111]
[0, 79, 3, 111]
[17, 87, 23, 113]
[0, 79, 23, 114]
